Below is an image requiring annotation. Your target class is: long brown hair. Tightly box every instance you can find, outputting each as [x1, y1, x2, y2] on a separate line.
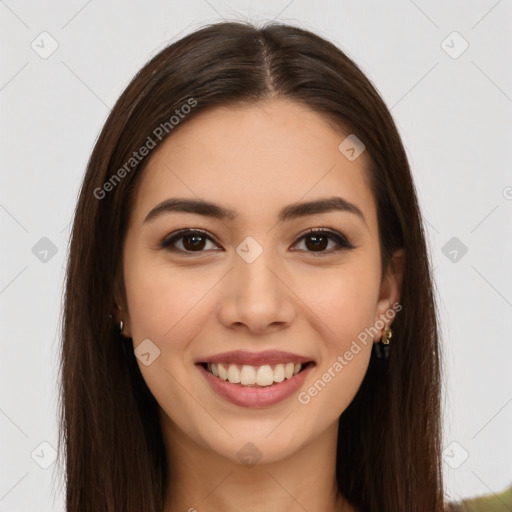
[59, 21, 446, 511]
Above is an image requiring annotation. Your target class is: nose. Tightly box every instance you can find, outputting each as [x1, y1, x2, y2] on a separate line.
[216, 246, 296, 334]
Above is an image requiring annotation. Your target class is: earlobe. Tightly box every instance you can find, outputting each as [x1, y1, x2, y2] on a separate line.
[113, 306, 132, 339]
[113, 284, 132, 338]
[374, 248, 405, 335]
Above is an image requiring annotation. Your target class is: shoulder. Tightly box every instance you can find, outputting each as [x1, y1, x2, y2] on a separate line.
[445, 483, 512, 511]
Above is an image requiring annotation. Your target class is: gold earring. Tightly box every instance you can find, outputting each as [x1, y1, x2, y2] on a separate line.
[381, 327, 392, 345]
[374, 327, 393, 360]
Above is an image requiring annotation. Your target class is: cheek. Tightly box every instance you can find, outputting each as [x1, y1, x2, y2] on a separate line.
[295, 288, 376, 427]
[296, 256, 381, 341]
[299, 345, 372, 431]
[122, 254, 217, 409]
[123, 249, 217, 344]
[292, 258, 379, 416]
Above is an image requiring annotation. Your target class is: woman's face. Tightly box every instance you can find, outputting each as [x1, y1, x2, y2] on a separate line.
[118, 98, 403, 464]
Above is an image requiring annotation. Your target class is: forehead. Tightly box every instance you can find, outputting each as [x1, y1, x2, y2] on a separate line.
[130, 99, 377, 230]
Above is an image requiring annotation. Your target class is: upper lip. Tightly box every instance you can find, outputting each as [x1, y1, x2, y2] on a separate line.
[196, 350, 314, 367]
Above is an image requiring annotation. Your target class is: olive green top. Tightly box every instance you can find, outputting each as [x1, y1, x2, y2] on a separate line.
[446, 483, 512, 511]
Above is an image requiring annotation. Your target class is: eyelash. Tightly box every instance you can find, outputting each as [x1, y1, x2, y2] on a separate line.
[159, 228, 356, 255]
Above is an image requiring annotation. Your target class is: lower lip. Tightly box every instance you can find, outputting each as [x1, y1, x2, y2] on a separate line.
[196, 363, 314, 407]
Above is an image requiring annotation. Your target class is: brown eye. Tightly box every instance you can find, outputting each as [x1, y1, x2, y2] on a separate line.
[293, 229, 355, 254]
[182, 234, 206, 251]
[304, 234, 329, 251]
[160, 229, 219, 253]
[160, 228, 355, 256]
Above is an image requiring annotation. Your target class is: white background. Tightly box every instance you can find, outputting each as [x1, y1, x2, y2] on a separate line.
[1, 1, 511, 510]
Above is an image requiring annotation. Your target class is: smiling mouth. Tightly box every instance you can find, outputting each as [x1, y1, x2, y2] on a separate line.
[198, 361, 314, 387]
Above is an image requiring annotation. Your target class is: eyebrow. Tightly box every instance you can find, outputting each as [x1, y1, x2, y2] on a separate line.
[143, 196, 367, 226]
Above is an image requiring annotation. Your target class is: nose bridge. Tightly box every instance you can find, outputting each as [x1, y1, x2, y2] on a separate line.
[236, 243, 279, 294]
[218, 235, 295, 331]
[235, 234, 281, 298]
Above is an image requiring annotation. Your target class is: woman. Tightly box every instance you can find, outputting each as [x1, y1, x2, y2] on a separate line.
[59, 21, 447, 511]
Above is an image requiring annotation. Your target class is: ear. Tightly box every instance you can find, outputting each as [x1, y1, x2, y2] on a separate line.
[373, 248, 405, 341]
[112, 270, 132, 338]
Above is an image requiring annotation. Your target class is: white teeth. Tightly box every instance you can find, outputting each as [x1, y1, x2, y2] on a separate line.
[240, 365, 256, 385]
[206, 362, 305, 386]
[218, 363, 227, 380]
[227, 364, 240, 383]
[273, 363, 285, 382]
[256, 365, 274, 386]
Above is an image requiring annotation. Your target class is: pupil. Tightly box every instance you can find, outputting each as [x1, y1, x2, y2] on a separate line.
[306, 235, 327, 251]
[184, 235, 205, 251]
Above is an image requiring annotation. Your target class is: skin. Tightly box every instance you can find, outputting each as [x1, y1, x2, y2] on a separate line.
[115, 98, 405, 512]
